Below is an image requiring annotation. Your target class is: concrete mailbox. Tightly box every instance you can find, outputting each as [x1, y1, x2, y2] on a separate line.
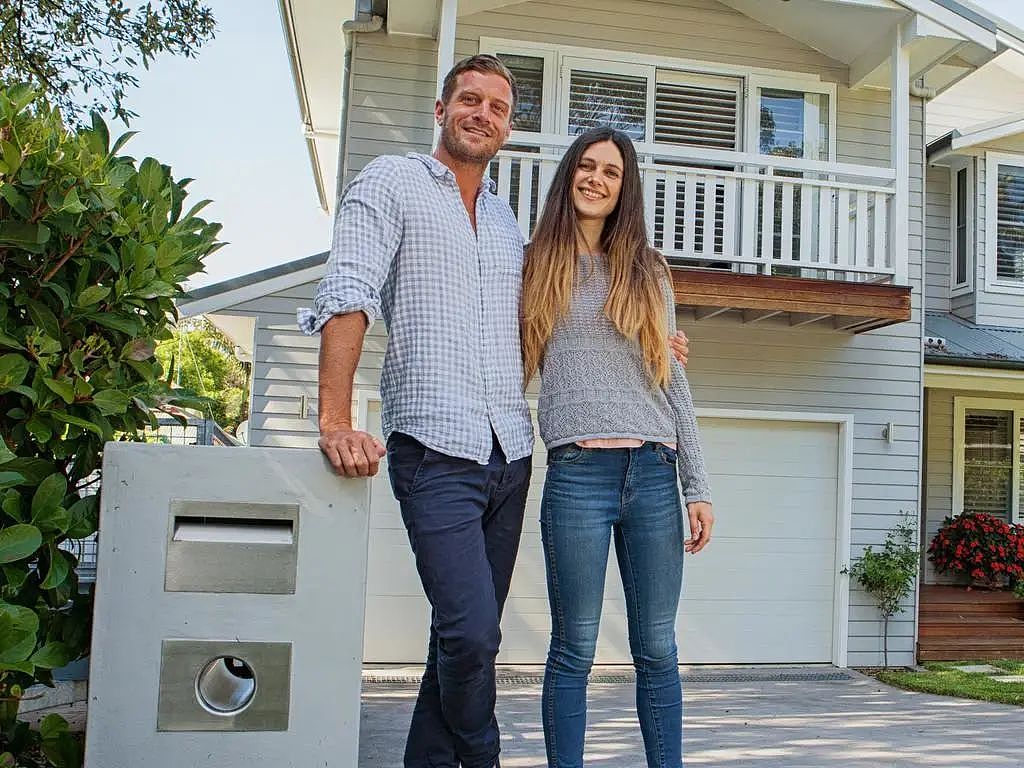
[84, 443, 369, 767]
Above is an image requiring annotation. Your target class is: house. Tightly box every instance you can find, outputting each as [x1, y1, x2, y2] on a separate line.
[180, 0, 1024, 668]
[919, 51, 1024, 660]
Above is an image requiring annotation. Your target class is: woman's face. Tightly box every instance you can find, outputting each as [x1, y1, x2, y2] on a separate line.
[571, 140, 624, 225]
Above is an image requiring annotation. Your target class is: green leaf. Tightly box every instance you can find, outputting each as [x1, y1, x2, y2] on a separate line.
[155, 237, 181, 268]
[2, 565, 26, 590]
[30, 642, 73, 670]
[90, 111, 110, 154]
[25, 416, 52, 444]
[0, 602, 39, 664]
[76, 285, 110, 308]
[0, 441, 14, 464]
[40, 712, 70, 741]
[49, 411, 104, 437]
[0, 221, 49, 247]
[60, 186, 87, 214]
[0, 354, 29, 391]
[40, 546, 70, 590]
[8, 385, 37, 403]
[89, 312, 141, 335]
[65, 495, 98, 539]
[33, 504, 70, 535]
[0, 524, 41, 563]
[138, 280, 178, 299]
[0, 185, 30, 218]
[0, 472, 24, 490]
[2, 458, 54, 485]
[137, 157, 165, 200]
[0, 661, 34, 676]
[26, 299, 60, 339]
[43, 378, 75, 405]
[0, 330, 23, 350]
[91, 389, 129, 416]
[31, 473, 67, 519]
[111, 130, 138, 156]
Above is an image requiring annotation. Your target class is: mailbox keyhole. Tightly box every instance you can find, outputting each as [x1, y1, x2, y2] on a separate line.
[195, 656, 257, 715]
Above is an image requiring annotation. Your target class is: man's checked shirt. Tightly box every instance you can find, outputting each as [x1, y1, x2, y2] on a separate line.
[298, 153, 534, 464]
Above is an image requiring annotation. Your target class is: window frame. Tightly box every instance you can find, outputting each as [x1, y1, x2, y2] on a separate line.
[478, 38, 834, 157]
[745, 74, 838, 164]
[953, 395, 1024, 523]
[983, 151, 1024, 294]
[949, 157, 975, 296]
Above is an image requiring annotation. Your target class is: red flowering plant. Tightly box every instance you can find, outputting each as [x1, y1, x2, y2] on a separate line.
[928, 513, 1024, 588]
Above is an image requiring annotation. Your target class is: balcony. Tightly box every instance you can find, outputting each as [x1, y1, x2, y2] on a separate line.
[491, 133, 911, 332]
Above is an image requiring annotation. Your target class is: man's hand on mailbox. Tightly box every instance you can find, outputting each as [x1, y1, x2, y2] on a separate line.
[319, 427, 386, 478]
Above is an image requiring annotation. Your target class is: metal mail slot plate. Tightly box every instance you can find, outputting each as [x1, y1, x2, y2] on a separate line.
[157, 639, 292, 732]
[165, 500, 299, 594]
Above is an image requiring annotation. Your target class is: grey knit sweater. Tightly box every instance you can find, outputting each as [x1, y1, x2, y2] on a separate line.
[537, 256, 712, 505]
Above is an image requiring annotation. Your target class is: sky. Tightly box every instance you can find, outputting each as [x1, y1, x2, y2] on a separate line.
[118, 0, 1024, 289]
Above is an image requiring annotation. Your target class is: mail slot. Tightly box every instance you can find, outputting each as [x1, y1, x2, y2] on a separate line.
[164, 500, 299, 594]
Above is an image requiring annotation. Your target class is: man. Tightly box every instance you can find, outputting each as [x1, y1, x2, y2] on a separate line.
[300, 55, 692, 767]
[300, 55, 532, 768]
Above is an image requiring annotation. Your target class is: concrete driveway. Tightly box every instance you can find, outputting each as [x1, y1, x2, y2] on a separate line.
[360, 667, 1024, 767]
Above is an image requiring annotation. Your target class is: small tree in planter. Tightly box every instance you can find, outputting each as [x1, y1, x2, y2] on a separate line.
[0, 85, 220, 766]
[927, 512, 1024, 589]
[844, 515, 919, 667]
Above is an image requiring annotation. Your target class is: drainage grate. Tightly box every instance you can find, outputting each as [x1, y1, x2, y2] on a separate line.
[364, 669, 852, 686]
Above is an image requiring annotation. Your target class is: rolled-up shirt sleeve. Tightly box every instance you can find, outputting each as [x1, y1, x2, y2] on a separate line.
[298, 156, 404, 334]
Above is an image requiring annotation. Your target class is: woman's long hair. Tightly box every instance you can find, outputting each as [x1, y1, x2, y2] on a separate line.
[521, 127, 671, 387]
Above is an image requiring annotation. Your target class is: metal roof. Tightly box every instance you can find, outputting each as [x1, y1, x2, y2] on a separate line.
[925, 311, 1024, 368]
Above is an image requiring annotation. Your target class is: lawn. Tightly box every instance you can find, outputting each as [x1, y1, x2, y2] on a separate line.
[875, 661, 1024, 706]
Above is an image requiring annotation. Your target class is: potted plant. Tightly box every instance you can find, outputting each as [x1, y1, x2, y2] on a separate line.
[927, 513, 1024, 589]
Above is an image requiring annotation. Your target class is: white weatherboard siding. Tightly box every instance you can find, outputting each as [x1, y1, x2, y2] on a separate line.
[923, 388, 955, 585]
[216, 0, 924, 666]
[925, 165, 952, 314]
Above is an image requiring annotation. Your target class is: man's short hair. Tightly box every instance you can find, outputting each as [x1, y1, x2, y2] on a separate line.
[440, 54, 518, 109]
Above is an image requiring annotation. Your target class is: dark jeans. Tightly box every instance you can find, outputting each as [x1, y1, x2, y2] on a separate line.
[541, 443, 685, 768]
[387, 431, 532, 768]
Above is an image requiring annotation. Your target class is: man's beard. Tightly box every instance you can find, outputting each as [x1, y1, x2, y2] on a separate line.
[440, 118, 500, 164]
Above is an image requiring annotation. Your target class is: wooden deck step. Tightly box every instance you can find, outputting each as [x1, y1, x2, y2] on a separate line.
[919, 616, 1024, 638]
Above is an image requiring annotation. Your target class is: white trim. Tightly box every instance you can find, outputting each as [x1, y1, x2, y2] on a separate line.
[745, 76, 839, 164]
[952, 395, 1024, 523]
[949, 157, 974, 296]
[356, 394, 853, 668]
[558, 56, 654, 140]
[177, 264, 327, 318]
[950, 114, 1024, 152]
[891, 25, 910, 286]
[433, 0, 458, 147]
[984, 150, 1024, 294]
[479, 37, 826, 85]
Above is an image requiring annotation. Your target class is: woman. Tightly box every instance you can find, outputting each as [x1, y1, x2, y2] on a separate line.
[521, 126, 714, 768]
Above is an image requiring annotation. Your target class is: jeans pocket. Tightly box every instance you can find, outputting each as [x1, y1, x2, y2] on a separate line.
[387, 433, 434, 496]
[547, 443, 585, 465]
[655, 444, 678, 466]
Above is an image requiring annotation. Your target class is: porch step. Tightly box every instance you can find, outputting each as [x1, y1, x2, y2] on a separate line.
[920, 605, 1024, 620]
[918, 640, 1024, 662]
[918, 616, 1024, 638]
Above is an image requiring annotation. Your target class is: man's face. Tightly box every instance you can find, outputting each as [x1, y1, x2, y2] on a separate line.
[436, 69, 514, 164]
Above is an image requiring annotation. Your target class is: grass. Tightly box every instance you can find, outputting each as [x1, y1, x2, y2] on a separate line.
[874, 660, 1024, 706]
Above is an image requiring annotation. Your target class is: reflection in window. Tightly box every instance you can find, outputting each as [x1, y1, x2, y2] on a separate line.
[996, 164, 1024, 283]
[963, 409, 1013, 520]
[568, 70, 647, 141]
[497, 53, 544, 133]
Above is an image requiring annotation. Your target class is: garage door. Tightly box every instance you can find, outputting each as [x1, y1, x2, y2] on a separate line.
[361, 402, 840, 665]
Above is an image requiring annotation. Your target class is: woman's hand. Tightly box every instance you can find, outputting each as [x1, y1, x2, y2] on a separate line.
[670, 330, 689, 367]
[684, 502, 713, 554]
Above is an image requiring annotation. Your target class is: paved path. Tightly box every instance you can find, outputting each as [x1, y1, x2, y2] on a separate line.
[360, 667, 1024, 767]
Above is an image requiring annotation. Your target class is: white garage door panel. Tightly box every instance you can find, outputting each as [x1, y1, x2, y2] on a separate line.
[360, 401, 842, 665]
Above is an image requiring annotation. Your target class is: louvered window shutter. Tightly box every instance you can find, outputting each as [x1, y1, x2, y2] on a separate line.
[997, 164, 1024, 282]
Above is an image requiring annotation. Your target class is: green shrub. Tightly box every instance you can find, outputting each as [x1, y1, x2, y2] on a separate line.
[0, 84, 220, 765]
[844, 515, 919, 667]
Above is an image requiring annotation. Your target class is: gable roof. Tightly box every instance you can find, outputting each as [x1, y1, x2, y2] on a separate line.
[177, 251, 329, 318]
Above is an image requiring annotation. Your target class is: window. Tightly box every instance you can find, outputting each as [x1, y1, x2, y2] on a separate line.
[954, 397, 1024, 523]
[499, 53, 545, 133]
[758, 89, 830, 161]
[950, 161, 973, 293]
[566, 67, 648, 140]
[996, 163, 1024, 282]
[985, 153, 1024, 291]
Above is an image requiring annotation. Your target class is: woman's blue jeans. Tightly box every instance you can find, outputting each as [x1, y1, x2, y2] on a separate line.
[541, 442, 684, 768]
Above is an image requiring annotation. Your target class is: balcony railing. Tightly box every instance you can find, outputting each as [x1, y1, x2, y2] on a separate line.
[490, 132, 899, 283]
